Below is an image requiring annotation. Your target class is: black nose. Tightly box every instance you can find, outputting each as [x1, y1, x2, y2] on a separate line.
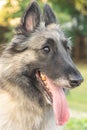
[69, 75, 83, 87]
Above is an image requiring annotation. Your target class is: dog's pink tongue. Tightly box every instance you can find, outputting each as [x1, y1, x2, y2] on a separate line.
[46, 77, 70, 126]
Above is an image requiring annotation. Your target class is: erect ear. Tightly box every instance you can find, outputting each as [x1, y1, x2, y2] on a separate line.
[43, 4, 57, 26]
[21, 1, 41, 32]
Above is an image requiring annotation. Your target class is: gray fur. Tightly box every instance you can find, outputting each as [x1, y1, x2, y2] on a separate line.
[0, 1, 83, 130]
[44, 4, 57, 26]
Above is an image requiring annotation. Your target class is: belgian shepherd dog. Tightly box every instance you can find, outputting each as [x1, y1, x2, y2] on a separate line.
[0, 1, 83, 130]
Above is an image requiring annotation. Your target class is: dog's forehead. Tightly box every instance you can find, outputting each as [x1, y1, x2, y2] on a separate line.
[44, 24, 65, 41]
[28, 23, 65, 49]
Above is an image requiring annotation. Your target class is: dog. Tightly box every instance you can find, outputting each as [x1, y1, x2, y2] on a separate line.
[0, 1, 83, 130]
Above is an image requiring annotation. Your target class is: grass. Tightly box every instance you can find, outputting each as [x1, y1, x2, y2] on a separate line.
[67, 62, 87, 111]
[65, 118, 87, 130]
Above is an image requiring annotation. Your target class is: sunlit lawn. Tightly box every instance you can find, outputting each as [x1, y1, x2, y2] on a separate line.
[65, 118, 87, 130]
[67, 62, 87, 111]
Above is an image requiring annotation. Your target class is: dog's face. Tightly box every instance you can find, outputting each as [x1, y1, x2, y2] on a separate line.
[5, 2, 83, 125]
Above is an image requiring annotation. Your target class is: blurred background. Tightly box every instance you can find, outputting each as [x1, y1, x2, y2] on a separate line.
[0, 0, 87, 129]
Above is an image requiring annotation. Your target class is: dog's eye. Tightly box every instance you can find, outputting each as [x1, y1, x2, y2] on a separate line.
[66, 46, 70, 51]
[43, 46, 50, 53]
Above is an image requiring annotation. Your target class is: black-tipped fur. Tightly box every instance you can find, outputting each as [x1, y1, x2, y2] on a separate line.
[16, 1, 41, 35]
[44, 4, 57, 26]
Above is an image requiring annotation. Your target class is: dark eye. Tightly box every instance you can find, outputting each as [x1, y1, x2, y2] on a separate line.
[66, 46, 70, 51]
[43, 46, 50, 53]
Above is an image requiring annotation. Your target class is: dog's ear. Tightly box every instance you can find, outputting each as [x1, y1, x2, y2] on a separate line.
[44, 4, 57, 26]
[11, 2, 41, 52]
[20, 1, 41, 33]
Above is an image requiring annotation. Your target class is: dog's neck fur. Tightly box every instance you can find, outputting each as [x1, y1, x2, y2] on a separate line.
[0, 52, 63, 130]
[0, 80, 63, 130]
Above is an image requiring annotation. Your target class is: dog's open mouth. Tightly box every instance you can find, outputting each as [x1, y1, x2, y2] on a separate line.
[36, 71, 53, 103]
[36, 71, 70, 126]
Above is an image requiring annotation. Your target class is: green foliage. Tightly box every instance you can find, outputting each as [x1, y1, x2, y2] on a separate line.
[12, 0, 30, 18]
[50, 4, 72, 24]
[4, 27, 14, 43]
[49, 0, 87, 16]
[65, 118, 87, 130]
[71, 15, 87, 37]
[49, 0, 87, 37]
[0, 0, 87, 43]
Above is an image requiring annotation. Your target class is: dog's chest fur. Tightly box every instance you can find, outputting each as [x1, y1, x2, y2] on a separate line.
[0, 89, 62, 130]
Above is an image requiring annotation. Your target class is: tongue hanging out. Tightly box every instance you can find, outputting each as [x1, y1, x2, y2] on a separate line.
[40, 74, 70, 126]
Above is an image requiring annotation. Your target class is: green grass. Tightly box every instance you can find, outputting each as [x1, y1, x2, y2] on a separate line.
[67, 63, 87, 111]
[65, 118, 87, 130]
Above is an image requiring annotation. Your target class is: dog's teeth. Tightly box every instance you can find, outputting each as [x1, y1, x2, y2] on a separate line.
[41, 73, 46, 81]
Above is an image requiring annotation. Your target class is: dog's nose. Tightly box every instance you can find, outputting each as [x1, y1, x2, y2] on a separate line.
[69, 75, 83, 87]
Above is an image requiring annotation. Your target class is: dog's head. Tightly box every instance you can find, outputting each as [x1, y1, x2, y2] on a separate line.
[5, 1, 83, 125]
